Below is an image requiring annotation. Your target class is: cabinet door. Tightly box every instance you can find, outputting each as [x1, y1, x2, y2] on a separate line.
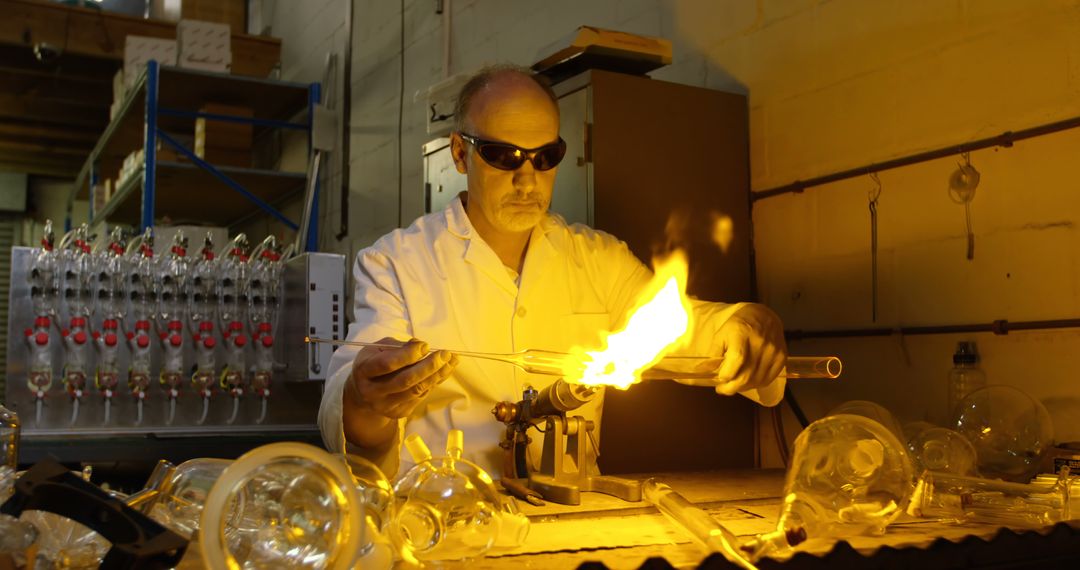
[551, 87, 592, 226]
[585, 70, 756, 473]
[423, 139, 466, 214]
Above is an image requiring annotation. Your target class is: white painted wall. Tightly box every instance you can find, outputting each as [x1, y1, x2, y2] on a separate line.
[237, 0, 350, 255]
[267, 0, 1080, 465]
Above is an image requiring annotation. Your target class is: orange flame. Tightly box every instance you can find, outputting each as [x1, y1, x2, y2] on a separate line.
[564, 250, 695, 389]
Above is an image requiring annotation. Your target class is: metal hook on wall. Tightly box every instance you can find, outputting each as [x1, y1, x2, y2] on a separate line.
[869, 172, 882, 322]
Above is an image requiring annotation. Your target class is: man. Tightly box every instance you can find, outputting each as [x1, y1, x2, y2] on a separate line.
[319, 65, 787, 479]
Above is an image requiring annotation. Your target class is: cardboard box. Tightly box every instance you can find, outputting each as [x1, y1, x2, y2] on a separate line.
[112, 68, 125, 105]
[148, 0, 182, 22]
[195, 103, 253, 150]
[181, 0, 246, 35]
[123, 35, 178, 91]
[177, 19, 232, 71]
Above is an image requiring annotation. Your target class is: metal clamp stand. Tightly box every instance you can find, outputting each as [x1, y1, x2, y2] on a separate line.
[494, 379, 641, 506]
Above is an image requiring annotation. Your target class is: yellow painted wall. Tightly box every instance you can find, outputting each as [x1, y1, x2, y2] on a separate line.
[694, 1, 1080, 464]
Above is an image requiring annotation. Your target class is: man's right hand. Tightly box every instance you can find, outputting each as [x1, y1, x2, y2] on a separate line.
[341, 337, 458, 449]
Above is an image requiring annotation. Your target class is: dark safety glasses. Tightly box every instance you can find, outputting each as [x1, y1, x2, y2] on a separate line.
[459, 132, 567, 171]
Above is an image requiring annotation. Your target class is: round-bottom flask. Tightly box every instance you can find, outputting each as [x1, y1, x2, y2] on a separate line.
[198, 442, 365, 569]
[954, 385, 1054, 482]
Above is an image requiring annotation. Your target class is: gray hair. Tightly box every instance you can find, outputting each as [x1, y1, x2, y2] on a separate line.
[453, 64, 559, 132]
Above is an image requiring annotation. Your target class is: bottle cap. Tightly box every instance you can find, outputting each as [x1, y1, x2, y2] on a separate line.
[953, 341, 978, 364]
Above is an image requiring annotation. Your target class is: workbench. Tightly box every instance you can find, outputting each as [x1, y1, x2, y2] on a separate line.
[469, 469, 1080, 569]
[163, 469, 1080, 568]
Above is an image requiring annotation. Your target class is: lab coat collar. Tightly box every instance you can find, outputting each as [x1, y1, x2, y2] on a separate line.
[444, 193, 473, 239]
[445, 193, 563, 296]
[444, 193, 562, 240]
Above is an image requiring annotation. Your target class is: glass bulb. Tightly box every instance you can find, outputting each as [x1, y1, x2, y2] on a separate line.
[392, 456, 502, 561]
[392, 431, 527, 562]
[953, 385, 1054, 482]
[198, 442, 365, 570]
[778, 414, 914, 542]
[906, 425, 978, 476]
[147, 458, 232, 538]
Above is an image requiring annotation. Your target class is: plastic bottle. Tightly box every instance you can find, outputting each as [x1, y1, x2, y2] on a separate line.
[947, 341, 987, 420]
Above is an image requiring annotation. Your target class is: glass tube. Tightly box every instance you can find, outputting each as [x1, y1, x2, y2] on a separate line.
[642, 478, 758, 570]
[306, 338, 842, 380]
[909, 468, 1073, 527]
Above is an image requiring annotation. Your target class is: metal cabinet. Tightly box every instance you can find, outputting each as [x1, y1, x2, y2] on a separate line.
[423, 138, 467, 214]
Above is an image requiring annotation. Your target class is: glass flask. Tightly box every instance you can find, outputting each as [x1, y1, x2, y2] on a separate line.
[906, 424, 978, 476]
[827, 400, 906, 442]
[145, 458, 232, 538]
[391, 431, 521, 562]
[198, 442, 365, 570]
[341, 453, 396, 568]
[743, 414, 914, 561]
[953, 385, 1054, 482]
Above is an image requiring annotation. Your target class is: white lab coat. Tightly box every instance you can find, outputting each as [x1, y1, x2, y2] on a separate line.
[319, 196, 779, 479]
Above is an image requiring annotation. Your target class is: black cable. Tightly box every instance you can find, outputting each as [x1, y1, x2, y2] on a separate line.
[396, 0, 405, 228]
[785, 384, 810, 429]
[771, 406, 789, 467]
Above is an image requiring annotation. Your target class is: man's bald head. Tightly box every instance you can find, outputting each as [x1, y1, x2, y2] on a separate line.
[453, 65, 559, 133]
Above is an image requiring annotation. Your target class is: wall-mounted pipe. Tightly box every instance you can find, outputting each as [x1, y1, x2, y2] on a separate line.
[785, 317, 1080, 341]
[752, 114, 1080, 203]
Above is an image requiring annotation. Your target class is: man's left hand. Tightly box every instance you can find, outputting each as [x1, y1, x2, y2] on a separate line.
[710, 303, 787, 396]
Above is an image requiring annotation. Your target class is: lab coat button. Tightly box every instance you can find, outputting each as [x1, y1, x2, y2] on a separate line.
[516, 306, 527, 318]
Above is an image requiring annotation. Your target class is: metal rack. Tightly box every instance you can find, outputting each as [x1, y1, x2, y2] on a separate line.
[70, 61, 320, 249]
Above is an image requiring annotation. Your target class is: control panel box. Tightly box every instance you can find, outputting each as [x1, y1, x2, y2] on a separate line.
[284, 252, 345, 382]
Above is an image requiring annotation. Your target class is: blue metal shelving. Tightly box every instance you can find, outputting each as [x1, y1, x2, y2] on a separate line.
[73, 61, 322, 251]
